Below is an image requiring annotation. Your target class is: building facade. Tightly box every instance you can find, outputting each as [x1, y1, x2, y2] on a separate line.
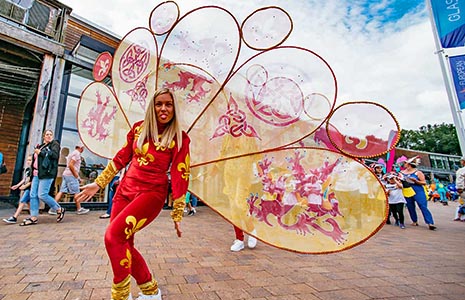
[0, 0, 119, 207]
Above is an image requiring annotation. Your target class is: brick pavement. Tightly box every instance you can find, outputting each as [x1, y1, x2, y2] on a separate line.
[0, 201, 464, 300]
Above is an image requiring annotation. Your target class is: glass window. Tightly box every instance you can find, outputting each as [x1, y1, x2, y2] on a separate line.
[56, 129, 108, 203]
[57, 63, 113, 204]
[63, 95, 78, 129]
[68, 66, 93, 96]
[11, 0, 34, 9]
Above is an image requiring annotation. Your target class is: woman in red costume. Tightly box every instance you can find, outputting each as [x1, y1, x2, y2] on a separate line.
[75, 88, 190, 300]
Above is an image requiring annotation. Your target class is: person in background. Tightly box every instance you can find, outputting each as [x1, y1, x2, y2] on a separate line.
[75, 88, 190, 300]
[384, 172, 407, 229]
[3, 155, 33, 224]
[163, 174, 173, 210]
[54, 142, 88, 214]
[0, 151, 5, 175]
[100, 168, 126, 219]
[185, 190, 197, 216]
[399, 156, 436, 230]
[20, 129, 65, 226]
[435, 178, 448, 206]
[230, 225, 257, 252]
[454, 157, 465, 221]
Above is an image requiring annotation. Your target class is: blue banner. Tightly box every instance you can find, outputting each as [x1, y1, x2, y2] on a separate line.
[449, 54, 465, 109]
[431, 0, 465, 48]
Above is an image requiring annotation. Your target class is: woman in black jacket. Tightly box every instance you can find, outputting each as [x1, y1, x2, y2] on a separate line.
[20, 129, 65, 226]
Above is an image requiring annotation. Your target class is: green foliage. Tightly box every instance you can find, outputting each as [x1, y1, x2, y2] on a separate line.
[397, 123, 460, 155]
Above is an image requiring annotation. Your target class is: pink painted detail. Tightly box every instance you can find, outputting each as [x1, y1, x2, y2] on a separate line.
[245, 77, 303, 127]
[163, 70, 214, 103]
[313, 127, 338, 151]
[247, 153, 347, 243]
[162, 61, 175, 70]
[210, 94, 260, 140]
[119, 44, 150, 83]
[124, 74, 149, 110]
[81, 90, 118, 141]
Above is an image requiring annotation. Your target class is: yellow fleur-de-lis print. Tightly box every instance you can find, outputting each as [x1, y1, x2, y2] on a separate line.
[134, 125, 143, 139]
[177, 154, 190, 180]
[154, 136, 176, 151]
[124, 215, 147, 240]
[119, 249, 132, 269]
[155, 142, 166, 151]
[134, 142, 155, 166]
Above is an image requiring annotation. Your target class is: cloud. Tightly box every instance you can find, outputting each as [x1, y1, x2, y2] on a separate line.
[60, 0, 454, 130]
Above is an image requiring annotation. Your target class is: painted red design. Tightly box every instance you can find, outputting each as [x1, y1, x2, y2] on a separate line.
[211, 94, 260, 140]
[163, 67, 214, 103]
[124, 74, 149, 110]
[247, 153, 346, 243]
[81, 90, 118, 141]
[246, 77, 303, 126]
[119, 44, 150, 83]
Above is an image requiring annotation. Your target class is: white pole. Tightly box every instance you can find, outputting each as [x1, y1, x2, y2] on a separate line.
[425, 0, 465, 156]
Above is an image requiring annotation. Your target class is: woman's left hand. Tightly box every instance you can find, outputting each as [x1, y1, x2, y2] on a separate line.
[174, 221, 182, 237]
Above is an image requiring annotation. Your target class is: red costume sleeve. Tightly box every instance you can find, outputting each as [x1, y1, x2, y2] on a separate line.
[94, 121, 141, 188]
[170, 131, 191, 200]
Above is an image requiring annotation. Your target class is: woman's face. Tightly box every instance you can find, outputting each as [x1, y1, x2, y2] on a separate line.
[154, 93, 174, 124]
[43, 131, 54, 143]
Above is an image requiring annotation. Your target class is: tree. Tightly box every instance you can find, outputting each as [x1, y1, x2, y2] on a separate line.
[397, 123, 460, 155]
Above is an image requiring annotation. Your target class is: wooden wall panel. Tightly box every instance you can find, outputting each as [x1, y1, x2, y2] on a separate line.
[0, 97, 25, 195]
[63, 19, 119, 52]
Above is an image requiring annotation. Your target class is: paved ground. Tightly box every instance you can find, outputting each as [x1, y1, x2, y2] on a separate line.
[0, 200, 464, 300]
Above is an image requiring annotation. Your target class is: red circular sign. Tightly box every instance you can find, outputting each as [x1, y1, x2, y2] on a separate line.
[93, 52, 113, 82]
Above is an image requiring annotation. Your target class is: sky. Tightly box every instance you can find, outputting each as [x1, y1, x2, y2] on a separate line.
[59, 0, 461, 131]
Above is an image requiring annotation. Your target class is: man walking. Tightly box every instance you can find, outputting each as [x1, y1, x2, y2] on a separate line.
[55, 142, 89, 214]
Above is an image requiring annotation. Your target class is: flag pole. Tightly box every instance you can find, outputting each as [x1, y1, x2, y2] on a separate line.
[425, 0, 465, 156]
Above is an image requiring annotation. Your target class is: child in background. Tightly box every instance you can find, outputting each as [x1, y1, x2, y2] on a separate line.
[384, 172, 407, 229]
[185, 191, 197, 216]
[3, 155, 33, 224]
[453, 197, 465, 221]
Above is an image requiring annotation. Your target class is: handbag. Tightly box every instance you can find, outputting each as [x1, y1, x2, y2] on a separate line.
[402, 187, 416, 197]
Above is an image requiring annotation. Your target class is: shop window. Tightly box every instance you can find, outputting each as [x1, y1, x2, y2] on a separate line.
[56, 129, 108, 203]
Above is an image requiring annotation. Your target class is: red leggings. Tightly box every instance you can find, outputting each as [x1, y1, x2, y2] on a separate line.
[233, 225, 244, 241]
[105, 181, 166, 284]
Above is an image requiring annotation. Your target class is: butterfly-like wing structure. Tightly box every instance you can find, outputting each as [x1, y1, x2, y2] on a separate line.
[77, 1, 399, 253]
[190, 147, 387, 253]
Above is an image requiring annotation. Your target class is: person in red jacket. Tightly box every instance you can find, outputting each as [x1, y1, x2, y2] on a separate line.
[75, 88, 190, 300]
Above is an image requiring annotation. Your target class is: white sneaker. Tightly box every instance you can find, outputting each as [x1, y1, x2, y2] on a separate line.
[135, 288, 162, 300]
[230, 239, 244, 252]
[76, 208, 90, 215]
[48, 209, 57, 215]
[247, 235, 257, 249]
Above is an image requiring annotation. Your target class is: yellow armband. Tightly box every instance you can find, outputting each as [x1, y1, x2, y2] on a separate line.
[170, 195, 186, 222]
[94, 161, 119, 189]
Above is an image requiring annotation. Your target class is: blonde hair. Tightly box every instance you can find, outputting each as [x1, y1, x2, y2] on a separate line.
[136, 88, 183, 150]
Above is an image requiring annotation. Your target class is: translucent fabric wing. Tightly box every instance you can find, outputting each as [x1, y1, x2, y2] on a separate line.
[112, 28, 158, 127]
[78, 82, 130, 158]
[326, 102, 400, 158]
[190, 147, 387, 253]
[189, 46, 337, 165]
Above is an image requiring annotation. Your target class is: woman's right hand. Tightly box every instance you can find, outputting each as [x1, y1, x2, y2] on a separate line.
[75, 182, 100, 203]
